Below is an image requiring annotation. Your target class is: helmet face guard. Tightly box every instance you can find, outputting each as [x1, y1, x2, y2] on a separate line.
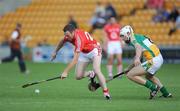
[120, 25, 133, 43]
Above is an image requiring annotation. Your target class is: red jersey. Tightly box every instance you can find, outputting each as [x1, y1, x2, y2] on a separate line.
[104, 23, 121, 41]
[63, 29, 100, 53]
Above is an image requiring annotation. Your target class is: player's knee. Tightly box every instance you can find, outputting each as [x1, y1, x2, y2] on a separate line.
[117, 61, 122, 65]
[126, 73, 133, 80]
[107, 60, 113, 64]
[93, 69, 101, 75]
[108, 58, 113, 64]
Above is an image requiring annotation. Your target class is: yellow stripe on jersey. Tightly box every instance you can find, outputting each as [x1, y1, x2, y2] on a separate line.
[150, 44, 160, 56]
[143, 44, 160, 60]
[143, 51, 153, 60]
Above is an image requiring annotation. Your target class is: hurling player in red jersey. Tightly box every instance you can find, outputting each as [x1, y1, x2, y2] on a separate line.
[103, 17, 123, 79]
[51, 24, 111, 100]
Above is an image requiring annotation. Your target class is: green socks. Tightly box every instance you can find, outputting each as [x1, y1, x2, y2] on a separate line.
[144, 80, 170, 97]
[160, 86, 169, 97]
[144, 80, 157, 91]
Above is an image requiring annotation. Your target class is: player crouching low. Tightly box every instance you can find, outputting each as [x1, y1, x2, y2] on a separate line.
[51, 24, 111, 100]
[120, 25, 172, 99]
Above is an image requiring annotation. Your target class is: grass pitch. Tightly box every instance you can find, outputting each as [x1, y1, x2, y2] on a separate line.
[0, 62, 180, 111]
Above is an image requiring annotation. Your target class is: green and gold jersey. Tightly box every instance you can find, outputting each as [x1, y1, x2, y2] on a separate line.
[129, 34, 160, 60]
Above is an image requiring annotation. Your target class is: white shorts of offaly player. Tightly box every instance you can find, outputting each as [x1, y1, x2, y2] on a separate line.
[107, 41, 122, 55]
[141, 54, 163, 75]
[78, 48, 100, 62]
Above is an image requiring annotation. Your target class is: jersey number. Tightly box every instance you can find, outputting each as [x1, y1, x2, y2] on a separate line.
[110, 32, 118, 39]
[85, 32, 93, 41]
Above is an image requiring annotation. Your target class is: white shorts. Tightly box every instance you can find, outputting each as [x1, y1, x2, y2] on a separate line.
[107, 41, 122, 54]
[141, 54, 163, 75]
[78, 48, 100, 62]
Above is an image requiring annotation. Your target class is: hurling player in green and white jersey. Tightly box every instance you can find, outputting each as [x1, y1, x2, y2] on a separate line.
[120, 25, 172, 99]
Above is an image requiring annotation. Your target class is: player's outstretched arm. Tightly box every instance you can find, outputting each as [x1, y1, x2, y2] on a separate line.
[51, 39, 64, 61]
[60, 52, 79, 79]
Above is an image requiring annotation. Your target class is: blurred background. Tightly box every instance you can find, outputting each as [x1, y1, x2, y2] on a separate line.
[0, 0, 179, 63]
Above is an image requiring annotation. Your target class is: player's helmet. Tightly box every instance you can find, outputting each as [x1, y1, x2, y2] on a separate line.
[120, 25, 134, 39]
